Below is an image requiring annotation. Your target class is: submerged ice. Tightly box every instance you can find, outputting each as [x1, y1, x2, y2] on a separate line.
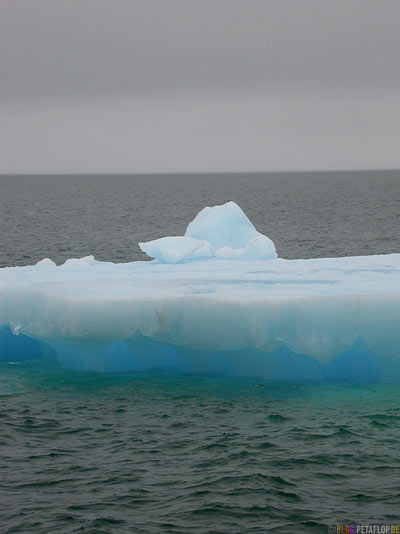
[1, 201, 400, 382]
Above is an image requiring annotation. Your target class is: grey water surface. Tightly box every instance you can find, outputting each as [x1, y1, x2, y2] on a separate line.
[1, 171, 400, 533]
[1, 170, 399, 267]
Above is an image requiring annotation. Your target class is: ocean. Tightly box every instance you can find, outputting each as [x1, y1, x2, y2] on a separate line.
[1, 171, 400, 267]
[1, 171, 400, 533]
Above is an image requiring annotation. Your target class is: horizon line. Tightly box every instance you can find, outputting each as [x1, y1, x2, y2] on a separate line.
[1, 168, 400, 177]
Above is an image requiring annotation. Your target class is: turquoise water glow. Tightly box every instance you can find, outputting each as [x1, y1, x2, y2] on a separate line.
[1, 360, 400, 533]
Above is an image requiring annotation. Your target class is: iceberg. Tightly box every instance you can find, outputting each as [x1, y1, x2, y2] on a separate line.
[139, 201, 277, 263]
[1, 201, 399, 382]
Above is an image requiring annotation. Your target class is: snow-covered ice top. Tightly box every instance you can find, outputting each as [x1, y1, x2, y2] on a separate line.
[139, 201, 277, 263]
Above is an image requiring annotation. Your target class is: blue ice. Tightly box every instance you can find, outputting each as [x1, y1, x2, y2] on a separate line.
[1, 202, 399, 382]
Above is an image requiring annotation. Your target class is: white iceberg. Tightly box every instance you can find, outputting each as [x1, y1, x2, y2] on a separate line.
[139, 201, 277, 263]
[1, 202, 399, 382]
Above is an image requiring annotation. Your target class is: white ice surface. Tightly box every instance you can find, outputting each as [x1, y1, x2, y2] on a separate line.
[139, 236, 214, 264]
[1, 254, 399, 368]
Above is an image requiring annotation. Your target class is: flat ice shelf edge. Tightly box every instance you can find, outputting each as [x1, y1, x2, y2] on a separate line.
[1, 253, 400, 382]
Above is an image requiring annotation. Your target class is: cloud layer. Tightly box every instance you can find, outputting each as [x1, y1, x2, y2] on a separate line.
[2, 0, 400, 173]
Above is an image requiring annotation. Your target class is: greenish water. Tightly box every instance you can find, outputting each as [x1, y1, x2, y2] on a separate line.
[1, 360, 400, 533]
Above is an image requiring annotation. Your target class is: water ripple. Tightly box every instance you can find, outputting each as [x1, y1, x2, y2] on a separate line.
[1, 362, 400, 533]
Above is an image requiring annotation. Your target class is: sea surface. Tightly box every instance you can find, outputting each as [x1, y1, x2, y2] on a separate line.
[1, 171, 400, 533]
[1, 171, 400, 267]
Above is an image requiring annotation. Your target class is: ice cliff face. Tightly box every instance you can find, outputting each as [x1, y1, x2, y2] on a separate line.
[139, 201, 277, 263]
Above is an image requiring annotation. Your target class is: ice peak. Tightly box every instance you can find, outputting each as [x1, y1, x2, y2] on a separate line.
[139, 201, 277, 264]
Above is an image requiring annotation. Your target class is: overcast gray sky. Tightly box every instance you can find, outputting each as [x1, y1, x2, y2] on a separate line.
[1, 0, 400, 174]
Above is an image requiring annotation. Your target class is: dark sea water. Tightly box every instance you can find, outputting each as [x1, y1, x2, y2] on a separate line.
[1, 171, 400, 533]
[1, 171, 399, 267]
